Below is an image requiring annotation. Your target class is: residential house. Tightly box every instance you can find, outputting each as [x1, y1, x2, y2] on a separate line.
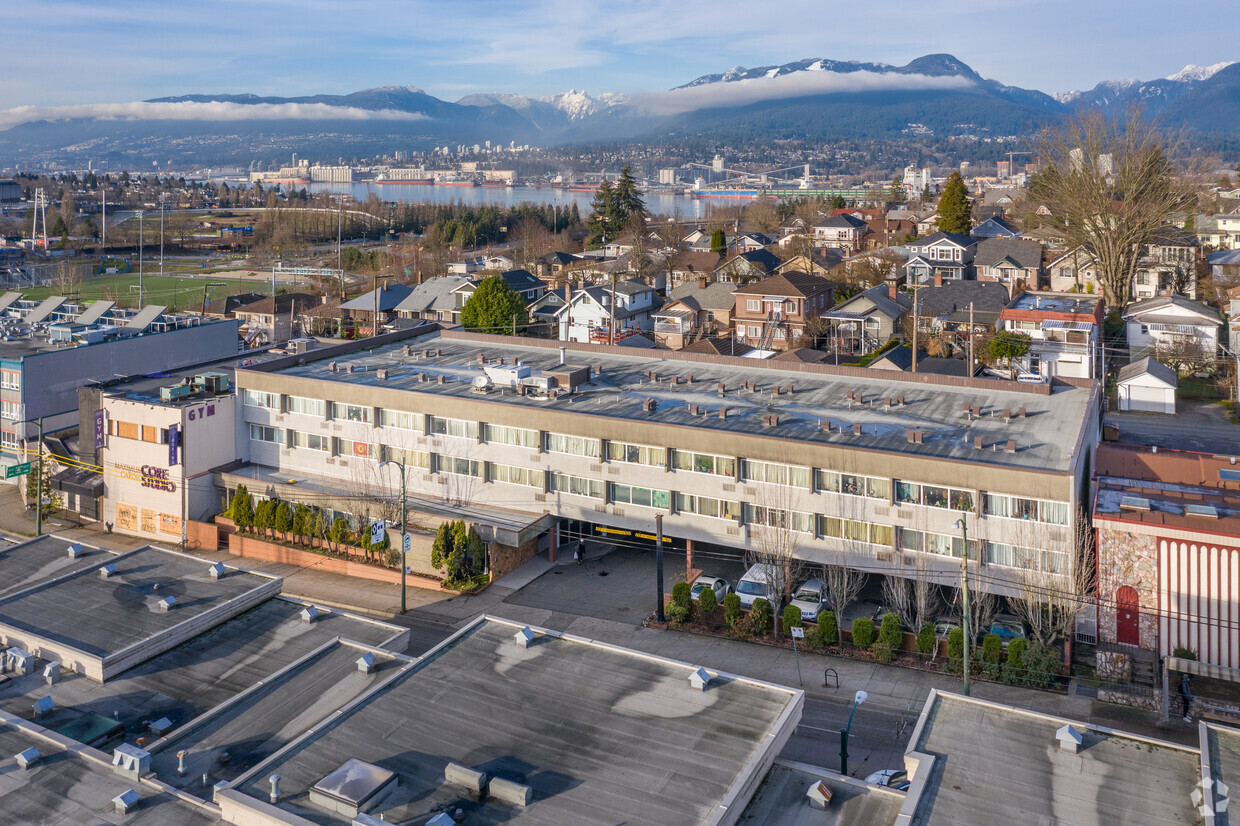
[202, 292, 266, 319]
[233, 292, 321, 346]
[1214, 206, 1240, 250]
[447, 256, 487, 276]
[914, 280, 1011, 352]
[731, 272, 834, 351]
[778, 216, 809, 237]
[526, 289, 568, 335]
[820, 279, 912, 356]
[339, 284, 415, 334]
[777, 249, 845, 278]
[1092, 442, 1240, 669]
[1046, 247, 1101, 294]
[1021, 225, 1068, 249]
[868, 344, 975, 376]
[652, 279, 737, 350]
[682, 335, 753, 357]
[685, 230, 731, 252]
[453, 269, 547, 306]
[1134, 226, 1200, 300]
[915, 213, 939, 236]
[730, 232, 775, 252]
[668, 250, 724, 289]
[1116, 357, 1177, 414]
[538, 251, 582, 283]
[998, 291, 1104, 379]
[392, 275, 471, 324]
[974, 238, 1044, 294]
[770, 347, 832, 365]
[1123, 294, 1221, 360]
[554, 278, 662, 343]
[860, 215, 917, 249]
[904, 231, 977, 284]
[714, 248, 782, 284]
[813, 214, 868, 253]
[970, 215, 1021, 240]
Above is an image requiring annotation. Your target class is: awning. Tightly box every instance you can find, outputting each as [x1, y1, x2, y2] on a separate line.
[52, 466, 102, 498]
[1041, 320, 1093, 331]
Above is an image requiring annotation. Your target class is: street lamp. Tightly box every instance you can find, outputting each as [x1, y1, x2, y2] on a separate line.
[956, 517, 972, 697]
[14, 416, 46, 536]
[840, 689, 868, 776]
[378, 458, 407, 613]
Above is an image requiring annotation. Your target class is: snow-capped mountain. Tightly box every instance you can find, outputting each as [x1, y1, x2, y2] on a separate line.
[1166, 62, 1234, 83]
[1057, 63, 1235, 113]
[542, 90, 600, 121]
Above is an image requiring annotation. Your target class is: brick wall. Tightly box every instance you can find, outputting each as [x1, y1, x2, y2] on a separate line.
[227, 532, 450, 591]
[490, 535, 540, 580]
[1096, 526, 1160, 649]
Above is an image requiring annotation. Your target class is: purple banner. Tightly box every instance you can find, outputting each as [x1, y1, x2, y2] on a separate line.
[94, 409, 106, 450]
[168, 424, 179, 466]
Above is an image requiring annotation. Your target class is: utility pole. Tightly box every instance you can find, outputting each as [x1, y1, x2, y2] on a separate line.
[968, 302, 975, 374]
[336, 198, 343, 278]
[159, 193, 165, 282]
[138, 210, 145, 307]
[655, 514, 665, 623]
[609, 271, 617, 345]
[100, 188, 106, 258]
[379, 458, 408, 613]
[909, 282, 922, 372]
[957, 517, 971, 697]
[33, 417, 44, 536]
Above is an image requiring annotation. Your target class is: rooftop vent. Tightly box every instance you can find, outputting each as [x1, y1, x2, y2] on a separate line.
[329, 361, 338, 372]
[444, 761, 487, 796]
[376, 368, 388, 381]
[1056, 723, 1083, 753]
[112, 743, 151, 778]
[490, 776, 533, 807]
[763, 414, 780, 427]
[806, 780, 834, 810]
[688, 666, 714, 691]
[973, 436, 984, 450]
[514, 626, 537, 649]
[356, 652, 376, 674]
[427, 814, 457, 826]
[269, 774, 282, 804]
[1006, 440, 1017, 454]
[43, 661, 60, 685]
[207, 562, 227, 579]
[32, 696, 54, 719]
[113, 789, 140, 815]
[99, 563, 117, 579]
[1120, 495, 1151, 512]
[157, 596, 178, 612]
[149, 717, 174, 737]
[1187, 504, 1220, 519]
[300, 605, 319, 623]
[642, 397, 658, 413]
[67, 543, 85, 559]
[16, 747, 40, 771]
[309, 758, 398, 818]
[5, 648, 33, 675]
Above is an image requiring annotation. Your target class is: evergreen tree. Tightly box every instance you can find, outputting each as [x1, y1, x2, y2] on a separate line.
[710, 229, 726, 254]
[829, 195, 846, 210]
[461, 274, 528, 335]
[229, 485, 254, 531]
[921, 184, 932, 202]
[585, 180, 618, 248]
[888, 177, 904, 201]
[613, 165, 647, 223]
[937, 172, 971, 234]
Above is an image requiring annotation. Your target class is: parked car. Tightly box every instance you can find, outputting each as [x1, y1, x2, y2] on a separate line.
[989, 614, 1026, 647]
[790, 579, 828, 622]
[864, 769, 910, 791]
[734, 564, 771, 609]
[934, 617, 961, 640]
[690, 575, 731, 603]
[841, 600, 884, 628]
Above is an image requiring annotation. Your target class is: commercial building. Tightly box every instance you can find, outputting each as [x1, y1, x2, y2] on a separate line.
[228, 325, 1099, 597]
[0, 292, 241, 472]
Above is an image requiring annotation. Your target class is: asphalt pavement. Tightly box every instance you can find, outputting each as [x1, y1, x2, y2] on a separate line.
[1106, 402, 1240, 454]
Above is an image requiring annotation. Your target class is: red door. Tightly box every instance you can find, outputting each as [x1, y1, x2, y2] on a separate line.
[1116, 586, 1140, 646]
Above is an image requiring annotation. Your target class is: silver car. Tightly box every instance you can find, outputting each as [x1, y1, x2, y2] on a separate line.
[690, 575, 731, 602]
[790, 579, 828, 622]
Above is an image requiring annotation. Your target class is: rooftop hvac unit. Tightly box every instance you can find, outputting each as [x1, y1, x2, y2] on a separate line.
[160, 383, 195, 402]
[483, 363, 532, 389]
[194, 372, 230, 394]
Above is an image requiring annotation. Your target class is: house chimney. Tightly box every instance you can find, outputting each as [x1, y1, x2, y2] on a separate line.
[934, 271, 943, 287]
[564, 282, 571, 302]
[699, 276, 708, 290]
[888, 279, 898, 301]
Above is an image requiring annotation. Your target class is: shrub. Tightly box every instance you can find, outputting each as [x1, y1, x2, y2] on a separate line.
[253, 499, 275, 536]
[749, 598, 772, 637]
[1020, 642, 1062, 689]
[1173, 646, 1198, 661]
[671, 581, 692, 611]
[1004, 638, 1027, 683]
[783, 605, 803, 635]
[697, 587, 718, 617]
[981, 633, 1004, 679]
[229, 485, 254, 530]
[291, 504, 309, 541]
[273, 502, 292, 537]
[804, 622, 825, 650]
[819, 611, 839, 646]
[851, 617, 875, 649]
[946, 628, 965, 673]
[916, 623, 936, 656]
[665, 598, 690, 625]
[328, 517, 349, 550]
[878, 613, 903, 651]
[871, 639, 895, 663]
[431, 523, 451, 569]
[666, 582, 693, 625]
[722, 593, 743, 630]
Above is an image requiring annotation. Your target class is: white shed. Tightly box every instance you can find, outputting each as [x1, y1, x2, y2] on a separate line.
[1117, 357, 1177, 414]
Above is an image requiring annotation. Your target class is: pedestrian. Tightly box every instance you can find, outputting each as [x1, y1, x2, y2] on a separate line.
[574, 543, 583, 565]
[1180, 673, 1194, 723]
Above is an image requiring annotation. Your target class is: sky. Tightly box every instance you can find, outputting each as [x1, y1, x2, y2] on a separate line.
[5, 0, 1236, 111]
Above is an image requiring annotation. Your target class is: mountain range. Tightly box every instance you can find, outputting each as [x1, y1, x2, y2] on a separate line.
[1, 54, 1237, 167]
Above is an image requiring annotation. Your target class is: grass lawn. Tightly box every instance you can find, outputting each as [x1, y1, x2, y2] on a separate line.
[21, 273, 267, 312]
[1178, 375, 1229, 402]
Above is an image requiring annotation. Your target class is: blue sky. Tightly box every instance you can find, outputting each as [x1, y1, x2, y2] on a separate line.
[6, 0, 1236, 109]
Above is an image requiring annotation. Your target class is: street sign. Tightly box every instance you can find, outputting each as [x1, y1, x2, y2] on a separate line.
[370, 520, 386, 545]
[402, 533, 411, 554]
[791, 626, 805, 640]
[6, 462, 31, 479]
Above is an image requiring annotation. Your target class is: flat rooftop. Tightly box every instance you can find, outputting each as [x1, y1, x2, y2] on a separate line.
[253, 331, 1095, 472]
[0, 546, 274, 658]
[222, 616, 802, 825]
[908, 692, 1200, 826]
[0, 597, 404, 752]
[1003, 291, 1102, 316]
[0, 535, 115, 600]
[739, 761, 904, 825]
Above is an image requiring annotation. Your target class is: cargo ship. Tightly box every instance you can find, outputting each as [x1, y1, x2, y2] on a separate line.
[375, 170, 433, 185]
[436, 177, 478, 187]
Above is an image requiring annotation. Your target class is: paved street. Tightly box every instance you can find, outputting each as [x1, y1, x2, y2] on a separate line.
[1106, 402, 1240, 454]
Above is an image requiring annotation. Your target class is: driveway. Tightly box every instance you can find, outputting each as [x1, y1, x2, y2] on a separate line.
[1106, 401, 1240, 454]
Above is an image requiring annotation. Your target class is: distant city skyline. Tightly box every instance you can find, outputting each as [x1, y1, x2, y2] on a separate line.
[5, 0, 1235, 111]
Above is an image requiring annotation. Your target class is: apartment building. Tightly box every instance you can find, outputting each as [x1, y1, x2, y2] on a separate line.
[999, 291, 1104, 380]
[229, 327, 1099, 598]
[731, 272, 834, 351]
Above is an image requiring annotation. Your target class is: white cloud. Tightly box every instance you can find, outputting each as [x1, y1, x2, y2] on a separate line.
[626, 70, 976, 116]
[0, 101, 428, 132]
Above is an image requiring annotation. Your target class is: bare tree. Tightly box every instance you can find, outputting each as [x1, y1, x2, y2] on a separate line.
[823, 563, 867, 629]
[1008, 508, 1096, 647]
[881, 551, 938, 632]
[1154, 334, 1209, 375]
[746, 482, 809, 640]
[745, 199, 780, 233]
[1032, 107, 1194, 307]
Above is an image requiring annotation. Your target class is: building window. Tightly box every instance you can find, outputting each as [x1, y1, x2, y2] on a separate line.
[488, 463, 544, 488]
[430, 416, 479, 440]
[0, 400, 21, 420]
[544, 432, 601, 459]
[672, 451, 736, 477]
[983, 493, 1069, 525]
[896, 481, 973, 511]
[336, 438, 375, 458]
[550, 471, 604, 499]
[243, 390, 278, 409]
[0, 371, 18, 390]
[674, 493, 740, 520]
[610, 483, 670, 509]
[286, 396, 326, 417]
[249, 424, 283, 443]
[746, 504, 814, 533]
[339, 403, 372, 424]
[985, 542, 1068, 574]
[384, 446, 430, 469]
[606, 441, 666, 468]
[291, 431, 330, 451]
[380, 409, 419, 431]
[0, 431, 16, 450]
[484, 423, 539, 449]
[743, 459, 811, 488]
[818, 470, 890, 500]
[439, 455, 481, 477]
[819, 516, 891, 545]
[747, 299, 761, 312]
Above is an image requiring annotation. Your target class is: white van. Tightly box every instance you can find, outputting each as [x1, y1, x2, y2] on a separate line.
[735, 563, 771, 608]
